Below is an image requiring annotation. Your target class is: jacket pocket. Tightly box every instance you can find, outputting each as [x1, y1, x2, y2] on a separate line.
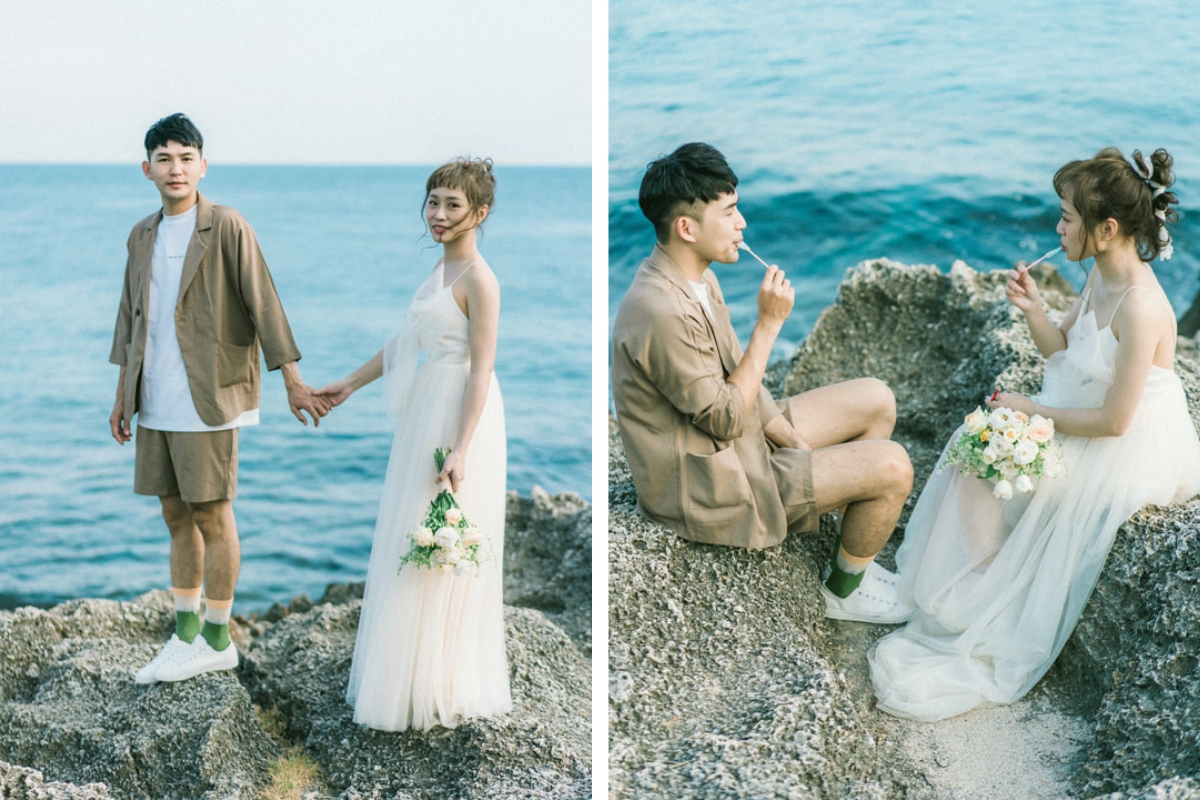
[685, 446, 753, 510]
[216, 342, 254, 388]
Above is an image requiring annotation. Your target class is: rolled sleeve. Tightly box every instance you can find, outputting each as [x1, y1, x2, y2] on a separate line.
[627, 300, 745, 442]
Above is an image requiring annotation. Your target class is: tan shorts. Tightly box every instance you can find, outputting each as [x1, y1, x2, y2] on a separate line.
[134, 426, 238, 503]
[779, 396, 820, 533]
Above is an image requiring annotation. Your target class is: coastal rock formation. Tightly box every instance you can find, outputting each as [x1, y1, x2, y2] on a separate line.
[0, 490, 590, 800]
[610, 259, 1200, 799]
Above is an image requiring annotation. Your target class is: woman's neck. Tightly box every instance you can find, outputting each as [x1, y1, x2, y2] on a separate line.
[441, 232, 481, 268]
[1092, 242, 1147, 290]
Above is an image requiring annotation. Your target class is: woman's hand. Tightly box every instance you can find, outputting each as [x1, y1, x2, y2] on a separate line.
[436, 447, 467, 493]
[986, 390, 1034, 416]
[313, 378, 355, 408]
[1005, 266, 1043, 314]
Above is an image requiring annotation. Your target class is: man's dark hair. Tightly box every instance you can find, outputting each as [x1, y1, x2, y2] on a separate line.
[144, 113, 204, 157]
[638, 142, 739, 242]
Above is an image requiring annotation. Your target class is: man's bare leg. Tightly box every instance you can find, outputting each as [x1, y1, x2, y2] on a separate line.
[161, 495, 203, 642]
[189, 499, 239, 652]
[786, 378, 898, 448]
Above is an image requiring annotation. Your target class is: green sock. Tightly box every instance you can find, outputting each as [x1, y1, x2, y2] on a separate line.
[823, 534, 869, 599]
[824, 563, 867, 598]
[175, 611, 202, 643]
[200, 621, 230, 651]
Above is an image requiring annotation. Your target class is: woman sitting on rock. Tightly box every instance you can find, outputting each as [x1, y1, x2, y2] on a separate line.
[868, 147, 1200, 721]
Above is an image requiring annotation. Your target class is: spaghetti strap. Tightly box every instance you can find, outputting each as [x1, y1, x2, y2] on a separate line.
[1110, 285, 1178, 339]
[443, 260, 482, 290]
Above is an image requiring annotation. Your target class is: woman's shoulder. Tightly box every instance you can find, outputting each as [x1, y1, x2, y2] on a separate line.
[461, 259, 500, 292]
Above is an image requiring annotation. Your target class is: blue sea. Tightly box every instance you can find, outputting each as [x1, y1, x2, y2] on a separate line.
[0, 164, 589, 611]
[610, 0, 1200, 360]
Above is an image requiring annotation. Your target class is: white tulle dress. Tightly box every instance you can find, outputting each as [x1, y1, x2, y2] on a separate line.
[869, 286, 1200, 722]
[346, 259, 511, 731]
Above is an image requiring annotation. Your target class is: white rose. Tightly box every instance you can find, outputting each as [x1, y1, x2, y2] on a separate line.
[964, 407, 988, 434]
[461, 526, 484, 547]
[989, 436, 1014, 457]
[433, 526, 459, 550]
[993, 479, 1014, 500]
[1012, 439, 1039, 466]
[1014, 473, 1034, 493]
[988, 408, 1013, 432]
[445, 507, 464, 526]
[1043, 454, 1062, 478]
[413, 526, 434, 547]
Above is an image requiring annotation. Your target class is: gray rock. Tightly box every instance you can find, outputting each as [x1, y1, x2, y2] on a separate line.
[610, 258, 1200, 798]
[0, 596, 278, 800]
[0, 490, 591, 800]
[0, 759, 114, 799]
[503, 489, 592, 655]
[241, 601, 590, 800]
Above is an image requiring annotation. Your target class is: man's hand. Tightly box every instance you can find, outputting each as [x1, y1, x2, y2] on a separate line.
[288, 383, 333, 426]
[280, 361, 332, 427]
[109, 398, 132, 444]
[757, 265, 794, 331]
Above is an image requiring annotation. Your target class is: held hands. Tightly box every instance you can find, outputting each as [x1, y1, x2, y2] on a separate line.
[436, 448, 466, 493]
[288, 383, 334, 426]
[757, 265, 795, 330]
[312, 379, 355, 409]
[1005, 266, 1043, 314]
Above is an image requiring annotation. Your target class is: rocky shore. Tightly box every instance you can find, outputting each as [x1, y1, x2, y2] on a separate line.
[0, 489, 591, 800]
[609, 259, 1200, 799]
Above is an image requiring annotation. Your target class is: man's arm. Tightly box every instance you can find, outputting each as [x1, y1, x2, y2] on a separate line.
[725, 266, 793, 409]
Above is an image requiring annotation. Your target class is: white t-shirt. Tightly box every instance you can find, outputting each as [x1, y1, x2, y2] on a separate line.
[689, 279, 715, 319]
[138, 205, 259, 432]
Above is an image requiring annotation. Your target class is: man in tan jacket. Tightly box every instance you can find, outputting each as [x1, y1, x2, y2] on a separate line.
[109, 113, 330, 682]
[612, 142, 913, 623]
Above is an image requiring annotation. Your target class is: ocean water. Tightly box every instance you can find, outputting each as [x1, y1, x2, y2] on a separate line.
[0, 164, 589, 610]
[610, 0, 1200, 359]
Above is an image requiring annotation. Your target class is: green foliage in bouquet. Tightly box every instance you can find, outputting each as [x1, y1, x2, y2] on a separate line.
[398, 447, 485, 574]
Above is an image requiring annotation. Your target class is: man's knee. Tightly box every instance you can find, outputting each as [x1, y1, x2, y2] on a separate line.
[160, 495, 193, 530]
[188, 500, 236, 541]
[878, 441, 913, 496]
[861, 377, 897, 423]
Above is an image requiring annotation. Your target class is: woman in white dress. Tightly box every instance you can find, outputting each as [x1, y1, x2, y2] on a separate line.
[869, 148, 1200, 722]
[317, 157, 511, 731]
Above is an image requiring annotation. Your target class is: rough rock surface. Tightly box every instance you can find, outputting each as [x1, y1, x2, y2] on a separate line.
[610, 259, 1200, 798]
[0, 490, 590, 800]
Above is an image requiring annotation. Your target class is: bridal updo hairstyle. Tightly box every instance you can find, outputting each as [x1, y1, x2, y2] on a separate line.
[1053, 147, 1179, 263]
[639, 142, 739, 243]
[425, 157, 496, 218]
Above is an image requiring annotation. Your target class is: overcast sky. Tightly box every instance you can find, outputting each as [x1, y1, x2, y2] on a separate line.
[0, 0, 590, 165]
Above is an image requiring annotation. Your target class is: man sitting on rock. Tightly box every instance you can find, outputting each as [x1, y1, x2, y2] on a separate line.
[611, 142, 914, 623]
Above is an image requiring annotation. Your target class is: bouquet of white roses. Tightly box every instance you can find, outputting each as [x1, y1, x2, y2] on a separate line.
[940, 406, 1064, 500]
[399, 447, 484, 575]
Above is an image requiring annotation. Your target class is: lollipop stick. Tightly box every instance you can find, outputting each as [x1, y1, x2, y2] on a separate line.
[1017, 246, 1062, 276]
[737, 241, 771, 268]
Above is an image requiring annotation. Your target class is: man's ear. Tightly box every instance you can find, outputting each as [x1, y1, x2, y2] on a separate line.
[675, 215, 698, 244]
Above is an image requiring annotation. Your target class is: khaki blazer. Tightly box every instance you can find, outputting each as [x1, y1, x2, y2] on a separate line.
[611, 246, 817, 549]
[109, 194, 301, 427]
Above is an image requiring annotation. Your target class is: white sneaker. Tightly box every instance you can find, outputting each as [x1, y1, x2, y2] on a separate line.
[154, 636, 239, 682]
[134, 634, 192, 684]
[866, 561, 900, 588]
[821, 567, 914, 624]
